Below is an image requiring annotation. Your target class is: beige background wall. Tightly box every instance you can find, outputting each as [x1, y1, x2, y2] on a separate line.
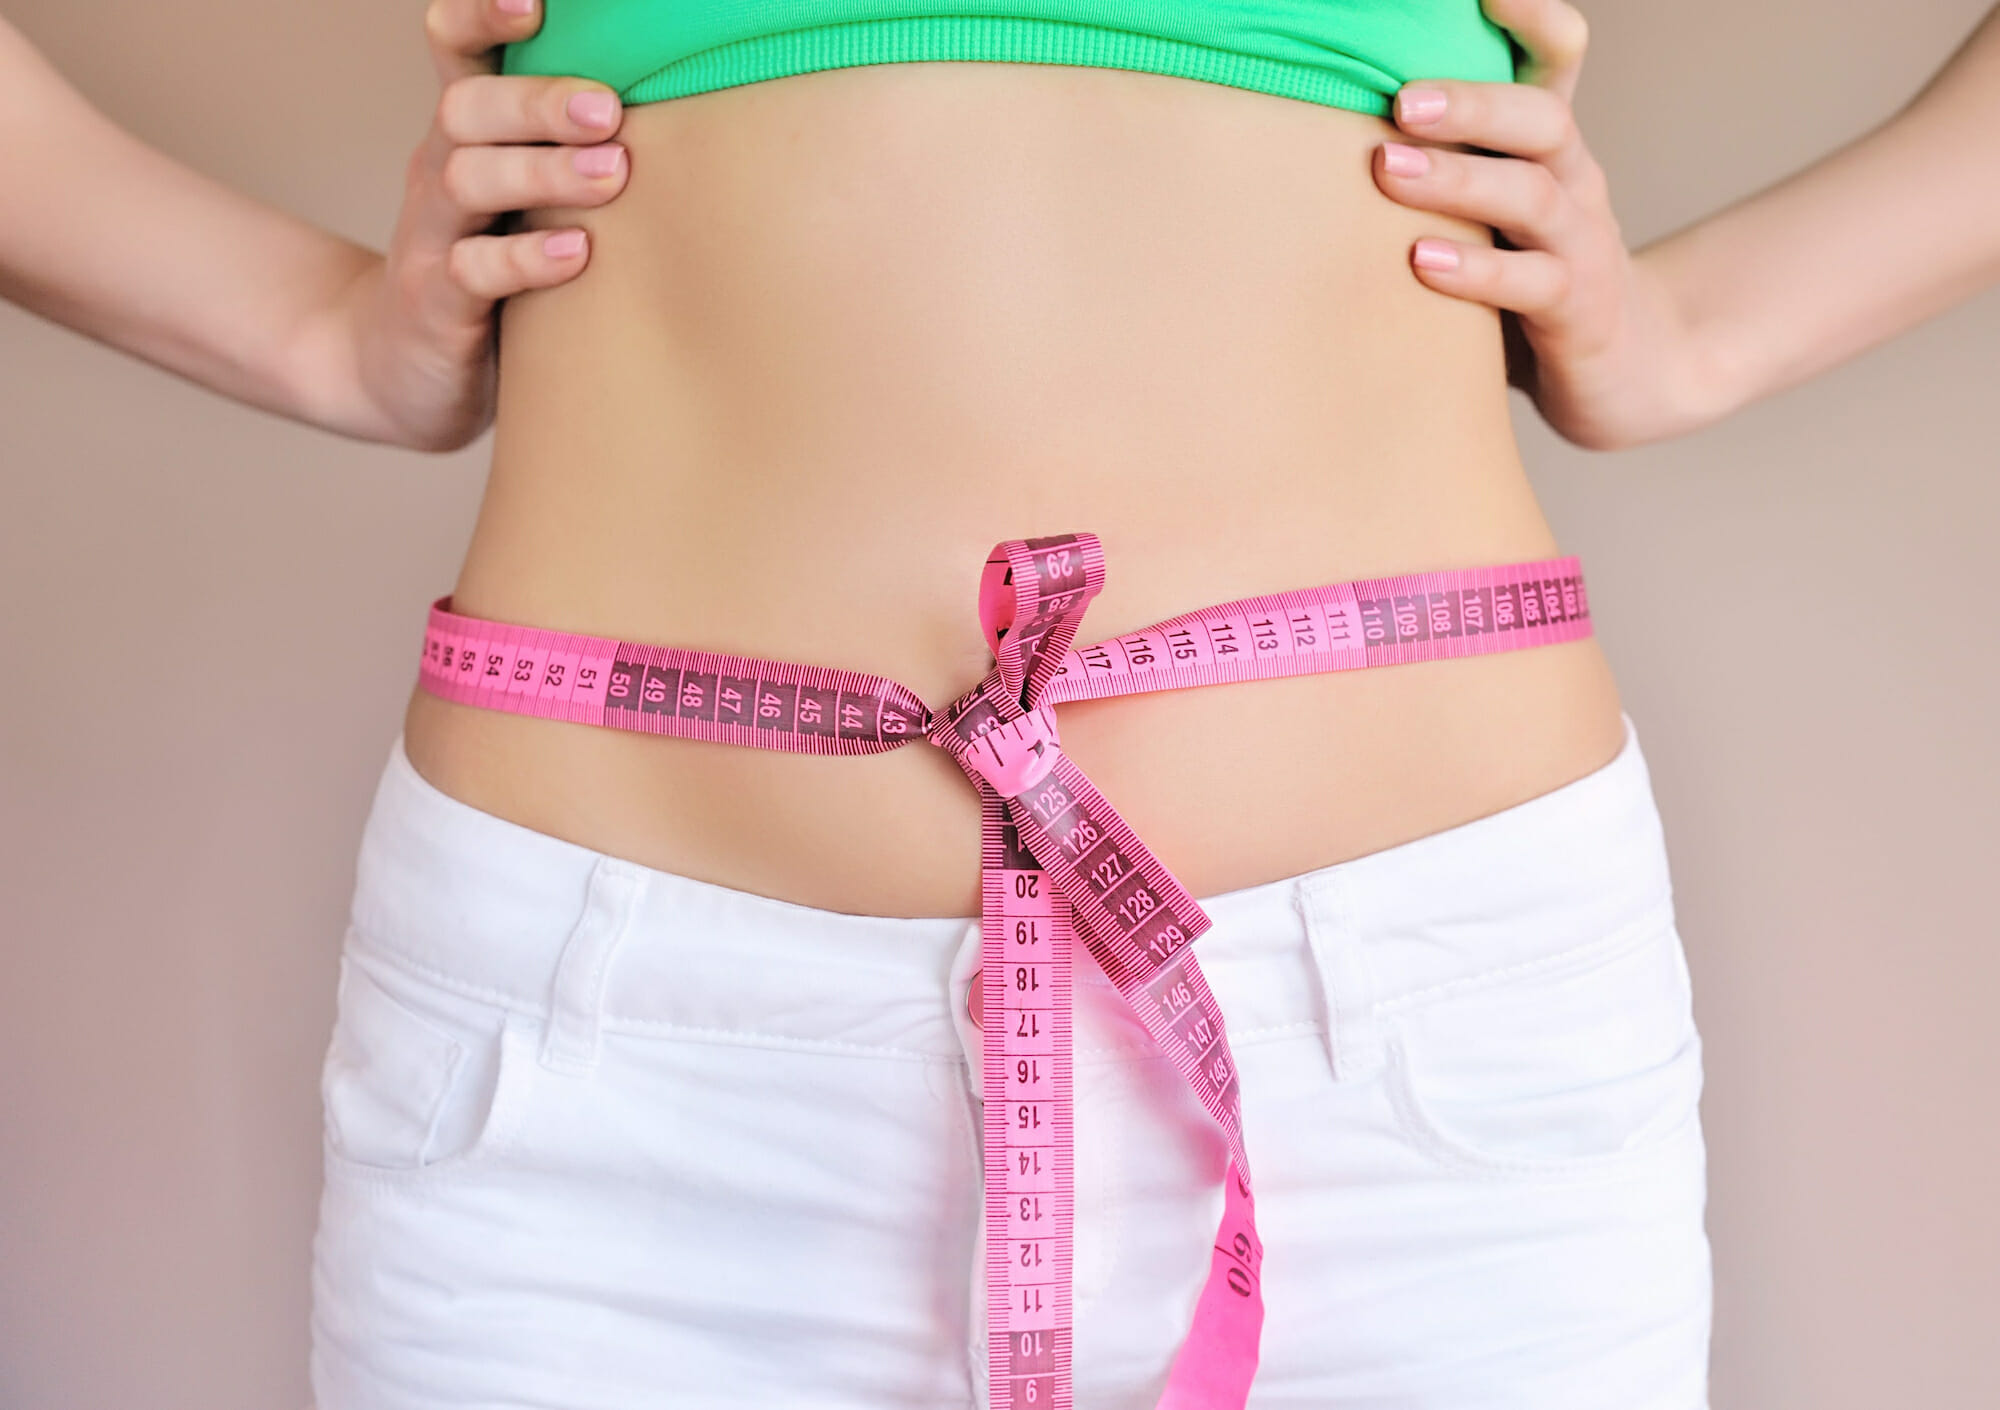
[2, 1, 1995, 1405]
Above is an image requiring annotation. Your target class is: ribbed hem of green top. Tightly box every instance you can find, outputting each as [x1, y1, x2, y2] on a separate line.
[622, 16, 1393, 115]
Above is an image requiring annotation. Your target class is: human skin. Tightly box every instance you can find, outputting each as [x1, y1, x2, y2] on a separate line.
[406, 0, 2000, 918]
[0, 1, 629, 449]
[403, 0, 1635, 918]
[1372, 0, 2000, 451]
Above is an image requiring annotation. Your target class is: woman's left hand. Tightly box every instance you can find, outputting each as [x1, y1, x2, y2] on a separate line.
[1371, 0, 1712, 450]
[351, 0, 630, 450]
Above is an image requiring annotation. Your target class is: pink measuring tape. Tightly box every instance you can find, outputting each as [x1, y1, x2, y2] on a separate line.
[417, 534, 1591, 1408]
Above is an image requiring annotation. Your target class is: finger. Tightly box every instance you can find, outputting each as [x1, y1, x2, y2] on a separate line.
[448, 228, 593, 303]
[1480, 0, 1589, 102]
[1407, 239, 1573, 318]
[1391, 80, 1570, 162]
[425, 0, 541, 85]
[440, 143, 630, 218]
[437, 74, 624, 147]
[1374, 143, 1584, 255]
[1389, 80, 1603, 198]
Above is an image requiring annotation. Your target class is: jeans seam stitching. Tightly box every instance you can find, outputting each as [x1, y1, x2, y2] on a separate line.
[1382, 1029, 1705, 1183]
[1374, 890, 1677, 1018]
[597, 1017, 959, 1061]
[343, 933, 536, 1015]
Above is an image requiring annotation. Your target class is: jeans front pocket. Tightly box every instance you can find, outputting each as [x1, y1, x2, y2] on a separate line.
[1382, 900, 1705, 1182]
[319, 937, 539, 1186]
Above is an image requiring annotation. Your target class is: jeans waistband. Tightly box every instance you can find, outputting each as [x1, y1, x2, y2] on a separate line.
[347, 711, 1668, 1068]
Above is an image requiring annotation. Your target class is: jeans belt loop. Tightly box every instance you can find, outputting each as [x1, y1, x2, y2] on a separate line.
[1299, 867, 1385, 1083]
[540, 855, 648, 1076]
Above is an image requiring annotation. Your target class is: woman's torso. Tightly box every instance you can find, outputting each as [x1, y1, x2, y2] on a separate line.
[402, 60, 1627, 918]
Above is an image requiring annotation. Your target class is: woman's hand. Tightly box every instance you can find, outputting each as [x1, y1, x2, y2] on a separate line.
[347, 0, 631, 449]
[0, 7, 626, 446]
[1370, 0, 1713, 450]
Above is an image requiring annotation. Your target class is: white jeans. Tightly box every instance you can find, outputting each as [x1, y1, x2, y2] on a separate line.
[310, 711, 1710, 1409]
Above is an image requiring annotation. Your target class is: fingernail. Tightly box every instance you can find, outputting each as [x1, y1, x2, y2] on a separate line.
[1412, 239, 1460, 271]
[496, 0, 536, 16]
[1398, 86, 1447, 123]
[543, 230, 587, 259]
[1381, 142, 1430, 178]
[567, 91, 618, 129]
[572, 144, 624, 178]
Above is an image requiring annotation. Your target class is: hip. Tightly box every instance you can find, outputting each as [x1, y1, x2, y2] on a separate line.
[314, 708, 1708, 1408]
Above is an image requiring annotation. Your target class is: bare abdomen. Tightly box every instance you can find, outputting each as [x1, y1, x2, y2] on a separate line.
[404, 62, 1627, 917]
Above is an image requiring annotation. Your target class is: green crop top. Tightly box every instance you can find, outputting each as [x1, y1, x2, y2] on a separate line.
[504, 1, 1518, 117]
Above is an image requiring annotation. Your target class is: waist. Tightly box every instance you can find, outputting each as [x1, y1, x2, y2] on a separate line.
[409, 66, 1627, 915]
[402, 587, 1628, 916]
[359, 709, 1669, 1059]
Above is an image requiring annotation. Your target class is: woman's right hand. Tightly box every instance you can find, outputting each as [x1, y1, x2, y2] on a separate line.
[1370, 0, 1716, 450]
[412, 0, 631, 301]
[348, 0, 632, 448]
[0, 5, 629, 446]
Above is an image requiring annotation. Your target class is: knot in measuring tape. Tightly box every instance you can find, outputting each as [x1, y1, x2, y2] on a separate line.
[923, 532, 1093, 797]
[932, 696, 1062, 798]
